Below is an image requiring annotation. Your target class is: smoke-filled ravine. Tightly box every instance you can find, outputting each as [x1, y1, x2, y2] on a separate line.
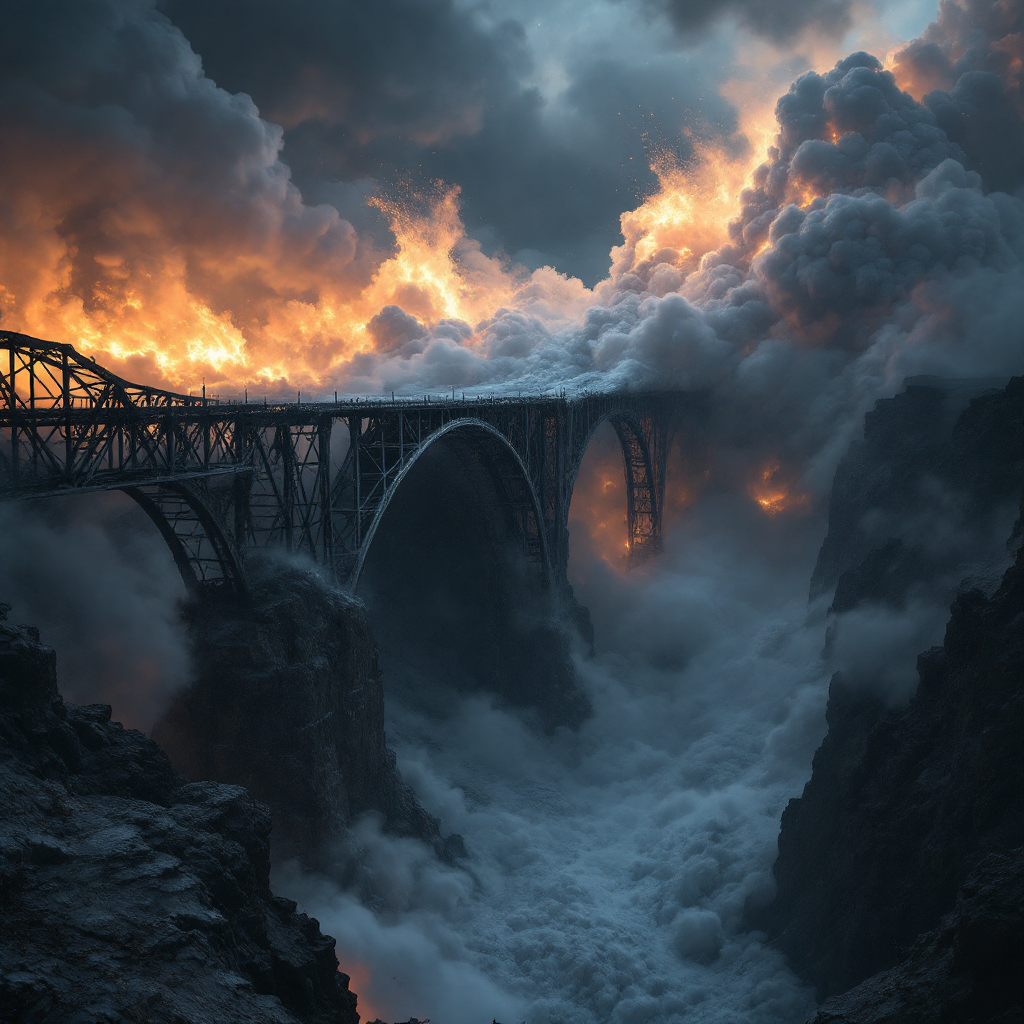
[2, 0, 1023, 1021]
[270, 382, 1021, 1024]
[282, 493, 833, 1022]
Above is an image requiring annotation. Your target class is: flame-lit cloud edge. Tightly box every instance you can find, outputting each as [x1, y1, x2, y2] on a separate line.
[0, 0, 941, 397]
[2, 0, 1021, 528]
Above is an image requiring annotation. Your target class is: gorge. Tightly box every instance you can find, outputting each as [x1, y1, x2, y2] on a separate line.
[2, 375, 1021, 1023]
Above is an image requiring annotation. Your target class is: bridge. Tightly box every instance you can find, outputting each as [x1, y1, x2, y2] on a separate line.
[0, 331, 693, 600]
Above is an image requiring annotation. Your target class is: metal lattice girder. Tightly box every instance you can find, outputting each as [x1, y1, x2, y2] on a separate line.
[2, 331, 690, 596]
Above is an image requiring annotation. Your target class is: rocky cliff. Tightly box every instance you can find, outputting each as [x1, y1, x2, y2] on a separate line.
[152, 559, 463, 870]
[768, 529, 1023, 1008]
[0, 603, 361, 1024]
[758, 377, 1024, 1020]
[811, 376, 1022, 606]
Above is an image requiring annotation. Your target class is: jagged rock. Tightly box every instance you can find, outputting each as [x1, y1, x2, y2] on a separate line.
[0, 606, 360, 1024]
[808, 852, 1023, 1024]
[757, 497, 1024, 1006]
[153, 559, 462, 869]
[811, 377, 1023, 605]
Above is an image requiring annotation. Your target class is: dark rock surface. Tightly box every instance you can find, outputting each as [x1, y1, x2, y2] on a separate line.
[811, 376, 1023, 607]
[0, 603, 360, 1024]
[807, 852, 1023, 1024]
[153, 559, 462, 870]
[757, 416, 1024, 1016]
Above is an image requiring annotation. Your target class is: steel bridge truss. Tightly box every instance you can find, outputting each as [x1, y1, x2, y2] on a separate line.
[1, 332, 686, 597]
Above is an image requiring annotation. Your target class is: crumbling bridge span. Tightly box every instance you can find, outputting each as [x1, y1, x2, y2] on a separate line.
[0, 331, 693, 598]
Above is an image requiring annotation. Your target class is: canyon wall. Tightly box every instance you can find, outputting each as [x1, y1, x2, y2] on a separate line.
[0, 604, 361, 1024]
[758, 377, 1024, 1021]
[152, 559, 463, 870]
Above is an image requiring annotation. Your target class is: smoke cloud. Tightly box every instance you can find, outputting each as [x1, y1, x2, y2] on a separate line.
[1, 0, 1021, 1020]
[0, 492, 189, 732]
[277, 483, 835, 1023]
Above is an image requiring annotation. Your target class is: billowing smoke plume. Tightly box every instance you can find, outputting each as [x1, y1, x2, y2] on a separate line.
[0, 0, 369, 388]
[1, 0, 1021, 1021]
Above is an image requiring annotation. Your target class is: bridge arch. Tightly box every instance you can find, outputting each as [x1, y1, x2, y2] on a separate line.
[350, 418, 550, 591]
[566, 407, 663, 563]
[123, 481, 247, 598]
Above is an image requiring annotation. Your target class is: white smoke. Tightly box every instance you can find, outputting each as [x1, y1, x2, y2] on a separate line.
[276, 481, 833, 1023]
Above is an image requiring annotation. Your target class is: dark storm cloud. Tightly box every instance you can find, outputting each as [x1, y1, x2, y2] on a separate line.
[732, 51, 967, 254]
[157, 0, 740, 283]
[0, 0, 368, 376]
[639, 0, 854, 43]
[892, 0, 1024, 194]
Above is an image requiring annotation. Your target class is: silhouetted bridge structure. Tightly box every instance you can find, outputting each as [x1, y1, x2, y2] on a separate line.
[1, 332, 693, 599]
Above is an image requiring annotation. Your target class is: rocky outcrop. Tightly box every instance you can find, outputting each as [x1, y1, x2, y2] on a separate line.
[762, 540, 1023, 999]
[811, 376, 1023, 606]
[0, 603, 361, 1024]
[757, 377, 1024, 1017]
[153, 559, 462, 869]
[808, 852, 1023, 1024]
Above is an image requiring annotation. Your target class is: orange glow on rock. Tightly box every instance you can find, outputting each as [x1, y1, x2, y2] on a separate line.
[338, 961, 384, 1022]
[748, 460, 809, 516]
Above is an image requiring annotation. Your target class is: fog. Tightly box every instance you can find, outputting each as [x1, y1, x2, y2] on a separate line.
[0, 491, 189, 731]
[1, 1, 1020, 1017]
[276, 431, 838, 1024]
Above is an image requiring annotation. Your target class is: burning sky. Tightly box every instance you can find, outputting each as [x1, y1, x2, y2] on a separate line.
[0, 0, 1020, 545]
[0, 0, 1018, 456]
[1, 3, 1021, 1020]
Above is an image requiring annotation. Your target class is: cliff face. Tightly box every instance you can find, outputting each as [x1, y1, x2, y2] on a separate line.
[0, 604, 360, 1024]
[152, 560, 461, 869]
[811, 377, 1023, 605]
[758, 377, 1024, 1017]
[808, 852, 1023, 1024]
[765, 536, 1023, 1003]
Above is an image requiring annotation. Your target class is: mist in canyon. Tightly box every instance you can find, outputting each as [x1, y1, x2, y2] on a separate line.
[1, 0, 1022, 1020]
[3, 391, 1016, 1024]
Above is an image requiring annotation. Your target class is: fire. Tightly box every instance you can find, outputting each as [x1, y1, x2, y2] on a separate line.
[364, 184, 515, 328]
[0, 178, 522, 394]
[748, 460, 809, 516]
[575, 467, 630, 569]
[610, 138, 766, 285]
[568, 425, 632, 573]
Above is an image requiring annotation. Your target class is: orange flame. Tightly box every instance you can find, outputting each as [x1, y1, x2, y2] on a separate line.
[568, 425, 632, 573]
[747, 460, 809, 515]
[339, 961, 385, 1022]
[0, 181, 524, 393]
[609, 136, 768, 288]
[364, 184, 516, 328]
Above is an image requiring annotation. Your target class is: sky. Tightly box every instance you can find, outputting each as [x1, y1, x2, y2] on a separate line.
[1, 1, 1023, 1021]
[6, 0, 1013, 398]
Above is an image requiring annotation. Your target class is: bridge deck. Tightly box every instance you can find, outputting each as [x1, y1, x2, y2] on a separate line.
[1, 331, 692, 594]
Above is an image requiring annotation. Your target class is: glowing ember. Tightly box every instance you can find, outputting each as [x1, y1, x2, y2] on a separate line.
[748, 460, 809, 516]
